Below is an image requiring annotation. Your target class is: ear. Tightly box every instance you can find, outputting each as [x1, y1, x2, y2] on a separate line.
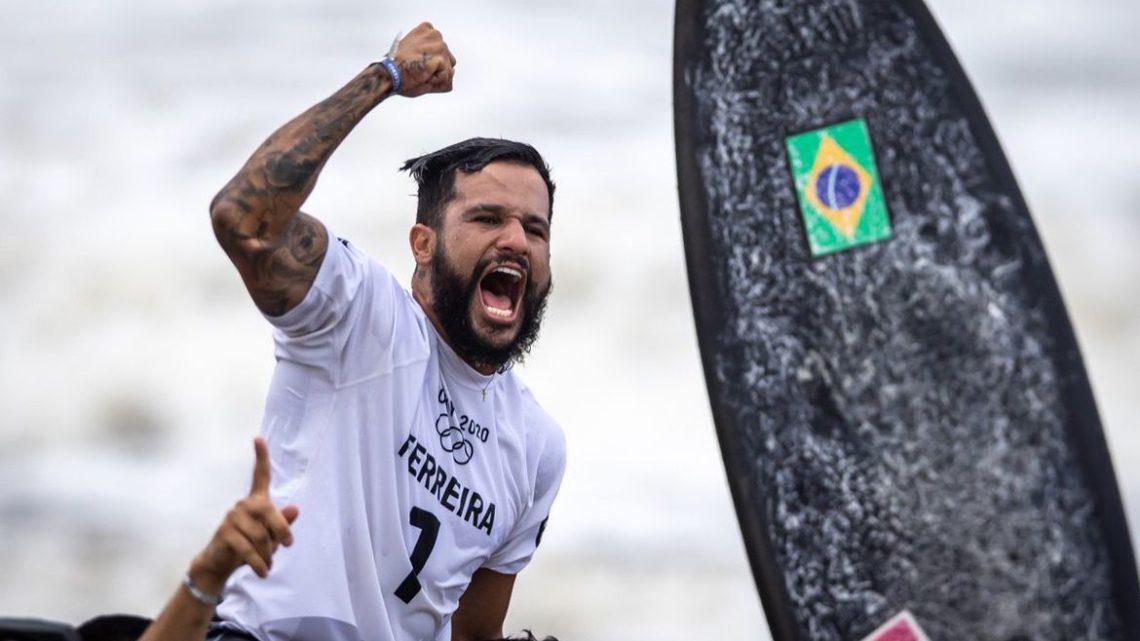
[409, 223, 436, 267]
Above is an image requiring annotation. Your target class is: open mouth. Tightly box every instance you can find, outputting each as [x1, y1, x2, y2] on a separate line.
[478, 264, 526, 322]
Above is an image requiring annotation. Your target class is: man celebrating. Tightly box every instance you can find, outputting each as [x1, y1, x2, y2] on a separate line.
[190, 22, 566, 641]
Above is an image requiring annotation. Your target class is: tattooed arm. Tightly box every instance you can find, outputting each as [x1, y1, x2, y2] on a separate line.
[209, 22, 456, 316]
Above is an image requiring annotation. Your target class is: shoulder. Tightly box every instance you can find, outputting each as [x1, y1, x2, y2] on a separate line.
[332, 235, 426, 328]
[271, 231, 431, 378]
[507, 376, 566, 466]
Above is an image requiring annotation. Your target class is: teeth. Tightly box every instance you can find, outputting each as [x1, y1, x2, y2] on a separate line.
[493, 266, 523, 281]
[482, 265, 522, 320]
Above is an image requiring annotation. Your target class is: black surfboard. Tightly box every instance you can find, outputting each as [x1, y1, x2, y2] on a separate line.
[673, 2, 1140, 640]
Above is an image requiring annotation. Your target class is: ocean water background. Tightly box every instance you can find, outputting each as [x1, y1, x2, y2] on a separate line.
[0, 1, 1137, 640]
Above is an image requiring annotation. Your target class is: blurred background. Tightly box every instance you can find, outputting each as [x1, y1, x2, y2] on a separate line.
[0, 1, 1136, 639]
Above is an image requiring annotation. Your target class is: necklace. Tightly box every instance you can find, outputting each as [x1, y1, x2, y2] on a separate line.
[481, 371, 496, 401]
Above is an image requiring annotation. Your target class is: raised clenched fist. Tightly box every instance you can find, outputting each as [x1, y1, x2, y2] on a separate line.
[392, 22, 457, 97]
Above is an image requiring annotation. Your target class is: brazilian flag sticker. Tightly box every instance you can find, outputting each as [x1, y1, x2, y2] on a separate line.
[786, 119, 892, 257]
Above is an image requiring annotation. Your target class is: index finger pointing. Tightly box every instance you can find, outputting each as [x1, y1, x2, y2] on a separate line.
[251, 437, 271, 497]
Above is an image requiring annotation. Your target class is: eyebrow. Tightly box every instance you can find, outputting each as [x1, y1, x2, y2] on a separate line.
[464, 203, 550, 231]
[463, 203, 506, 216]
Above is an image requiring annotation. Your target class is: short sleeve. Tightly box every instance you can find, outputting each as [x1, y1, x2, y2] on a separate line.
[262, 227, 414, 380]
[483, 427, 567, 575]
[264, 227, 369, 339]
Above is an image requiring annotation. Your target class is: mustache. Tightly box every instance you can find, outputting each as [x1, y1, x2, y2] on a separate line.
[474, 251, 530, 279]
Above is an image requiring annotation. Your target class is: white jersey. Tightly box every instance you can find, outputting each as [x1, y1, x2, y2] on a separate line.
[216, 230, 567, 641]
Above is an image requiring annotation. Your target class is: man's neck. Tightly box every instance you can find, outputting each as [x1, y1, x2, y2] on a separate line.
[412, 289, 497, 375]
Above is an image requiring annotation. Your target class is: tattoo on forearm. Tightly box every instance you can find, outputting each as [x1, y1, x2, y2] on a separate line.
[264, 152, 321, 192]
[211, 64, 387, 314]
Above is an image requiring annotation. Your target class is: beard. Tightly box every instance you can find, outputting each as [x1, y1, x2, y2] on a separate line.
[430, 243, 551, 373]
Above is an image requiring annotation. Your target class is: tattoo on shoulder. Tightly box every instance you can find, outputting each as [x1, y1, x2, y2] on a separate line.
[239, 212, 328, 316]
[289, 214, 327, 267]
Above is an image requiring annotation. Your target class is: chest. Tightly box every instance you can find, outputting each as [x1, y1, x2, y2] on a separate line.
[385, 368, 529, 566]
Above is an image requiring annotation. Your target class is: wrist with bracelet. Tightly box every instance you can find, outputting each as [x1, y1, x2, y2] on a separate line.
[182, 572, 223, 607]
[379, 57, 402, 95]
[380, 30, 403, 95]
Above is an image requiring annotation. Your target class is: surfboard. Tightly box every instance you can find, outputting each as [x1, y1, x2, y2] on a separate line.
[672, 2, 1140, 640]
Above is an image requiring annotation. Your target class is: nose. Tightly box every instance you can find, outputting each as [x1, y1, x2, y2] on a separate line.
[496, 218, 528, 254]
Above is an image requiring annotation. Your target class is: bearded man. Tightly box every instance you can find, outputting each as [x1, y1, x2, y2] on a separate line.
[189, 22, 566, 641]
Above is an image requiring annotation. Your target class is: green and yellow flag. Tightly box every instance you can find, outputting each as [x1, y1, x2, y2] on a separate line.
[786, 119, 892, 256]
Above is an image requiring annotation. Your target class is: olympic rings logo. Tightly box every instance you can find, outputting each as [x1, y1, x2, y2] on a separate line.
[435, 413, 474, 465]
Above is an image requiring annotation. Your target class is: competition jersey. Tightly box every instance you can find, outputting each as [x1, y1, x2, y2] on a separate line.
[216, 229, 566, 641]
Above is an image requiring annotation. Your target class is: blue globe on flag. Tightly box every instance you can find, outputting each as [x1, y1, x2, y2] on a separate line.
[815, 164, 862, 211]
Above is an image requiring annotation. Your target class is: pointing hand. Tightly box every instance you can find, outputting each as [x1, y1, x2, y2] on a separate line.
[187, 438, 300, 596]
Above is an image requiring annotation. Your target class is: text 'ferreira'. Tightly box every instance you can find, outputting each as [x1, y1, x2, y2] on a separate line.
[398, 433, 497, 535]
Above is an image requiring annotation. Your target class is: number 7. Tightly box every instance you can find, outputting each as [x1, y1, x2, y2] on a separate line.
[395, 507, 440, 603]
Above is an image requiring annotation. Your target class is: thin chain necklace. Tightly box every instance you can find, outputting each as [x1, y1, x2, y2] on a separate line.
[481, 371, 497, 401]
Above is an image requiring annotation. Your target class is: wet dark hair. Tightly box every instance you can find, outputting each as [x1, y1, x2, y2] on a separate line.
[400, 137, 555, 229]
